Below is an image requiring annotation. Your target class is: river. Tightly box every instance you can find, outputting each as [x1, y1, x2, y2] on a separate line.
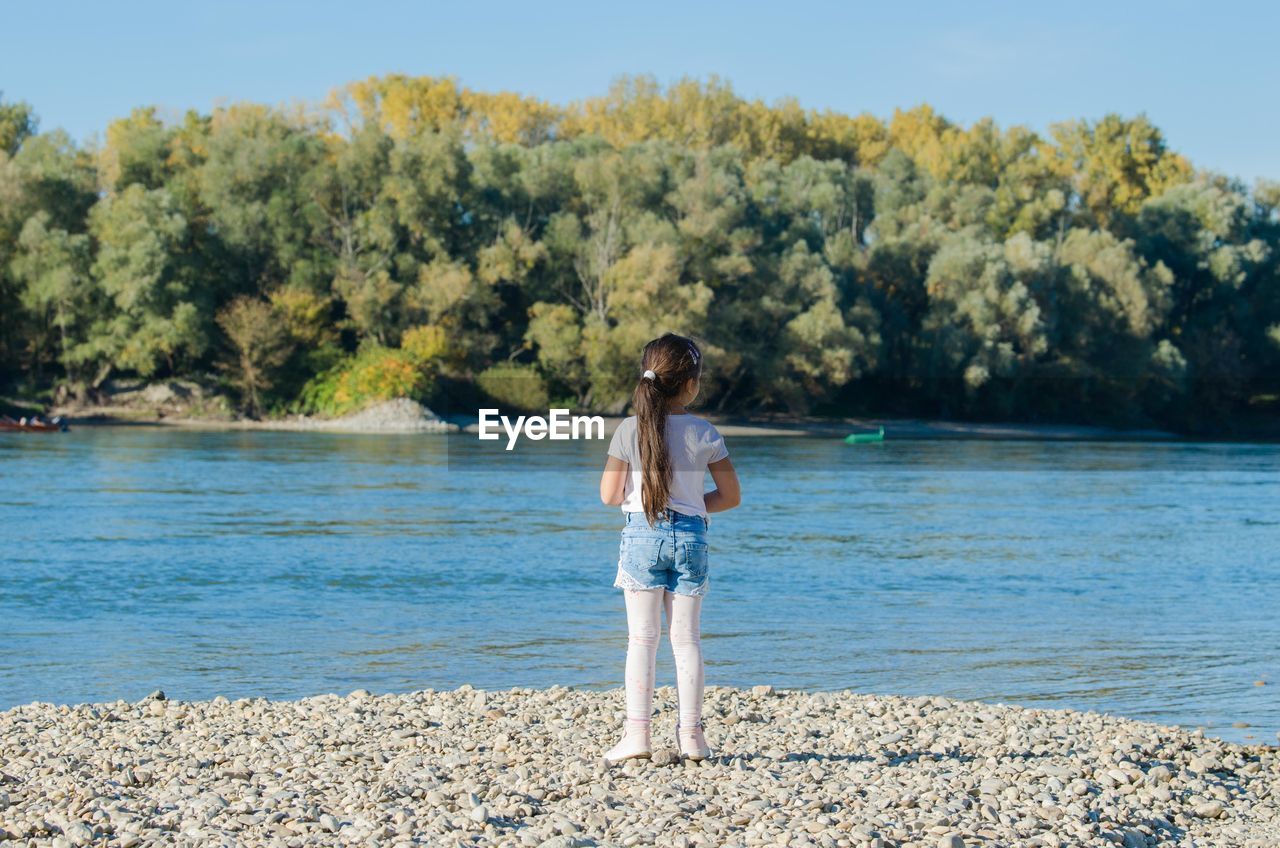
[1, 427, 1276, 745]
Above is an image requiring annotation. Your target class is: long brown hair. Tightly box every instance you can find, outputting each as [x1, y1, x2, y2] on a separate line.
[633, 333, 703, 525]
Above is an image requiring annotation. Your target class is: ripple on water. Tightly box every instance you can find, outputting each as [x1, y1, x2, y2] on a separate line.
[0, 429, 1277, 744]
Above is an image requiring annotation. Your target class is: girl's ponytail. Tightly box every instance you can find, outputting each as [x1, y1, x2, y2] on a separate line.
[632, 334, 703, 526]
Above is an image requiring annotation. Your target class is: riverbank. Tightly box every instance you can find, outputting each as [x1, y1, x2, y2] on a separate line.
[44, 402, 1188, 442]
[2, 687, 1275, 848]
[20, 380, 1201, 440]
[49, 398, 458, 434]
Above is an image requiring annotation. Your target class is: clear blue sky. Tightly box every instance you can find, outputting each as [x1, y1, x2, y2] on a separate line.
[4, 0, 1276, 182]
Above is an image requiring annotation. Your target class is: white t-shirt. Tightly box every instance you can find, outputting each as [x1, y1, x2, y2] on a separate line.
[607, 414, 729, 519]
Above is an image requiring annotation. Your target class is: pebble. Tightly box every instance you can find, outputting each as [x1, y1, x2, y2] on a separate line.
[0, 685, 1274, 846]
[61, 823, 94, 846]
[1195, 800, 1225, 819]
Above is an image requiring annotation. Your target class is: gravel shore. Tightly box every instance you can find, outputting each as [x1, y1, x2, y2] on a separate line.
[2, 686, 1276, 848]
[247, 399, 457, 434]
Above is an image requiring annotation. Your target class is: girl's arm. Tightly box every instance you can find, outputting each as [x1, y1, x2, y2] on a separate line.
[704, 457, 741, 513]
[600, 456, 628, 506]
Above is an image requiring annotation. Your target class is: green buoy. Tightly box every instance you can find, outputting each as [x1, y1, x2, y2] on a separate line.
[843, 426, 885, 444]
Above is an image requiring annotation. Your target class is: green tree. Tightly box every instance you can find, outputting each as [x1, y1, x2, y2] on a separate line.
[0, 94, 36, 157]
[198, 104, 327, 295]
[11, 213, 93, 382]
[1, 79, 1277, 433]
[922, 232, 1050, 414]
[85, 185, 207, 382]
[99, 107, 175, 191]
[1, 126, 97, 384]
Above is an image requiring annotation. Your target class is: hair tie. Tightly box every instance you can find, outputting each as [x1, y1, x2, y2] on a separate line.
[642, 369, 656, 381]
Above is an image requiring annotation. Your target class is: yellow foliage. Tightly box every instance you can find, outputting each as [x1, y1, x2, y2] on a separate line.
[328, 348, 427, 413]
[330, 75, 465, 138]
[318, 74, 959, 170]
[268, 287, 335, 347]
[807, 111, 890, 166]
[460, 90, 562, 145]
[1047, 115, 1194, 227]
[327, 75, 561, 145]
[888, 105, 955, 177]
[400, 324, 448, 365]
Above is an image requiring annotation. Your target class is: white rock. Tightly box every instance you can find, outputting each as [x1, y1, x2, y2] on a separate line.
[1194, 801, 1224, 819]
[61, 822, 94, 846]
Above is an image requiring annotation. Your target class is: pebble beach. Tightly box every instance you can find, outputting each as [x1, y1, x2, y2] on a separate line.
[1, 686, 1276, 848]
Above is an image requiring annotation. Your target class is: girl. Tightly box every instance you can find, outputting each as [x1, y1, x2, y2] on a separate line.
[598, 333, 742, 765]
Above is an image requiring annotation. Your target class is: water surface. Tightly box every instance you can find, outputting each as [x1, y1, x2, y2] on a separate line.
[1, 428, 1276, 745]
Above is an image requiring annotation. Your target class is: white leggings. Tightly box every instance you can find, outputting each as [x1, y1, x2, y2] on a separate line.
[622, 588, 704, 727]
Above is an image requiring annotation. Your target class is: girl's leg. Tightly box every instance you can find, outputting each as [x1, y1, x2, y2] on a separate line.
[623, 588, 663, 724]
[667, 590, 706, 731]
[605, 588, 663, 762]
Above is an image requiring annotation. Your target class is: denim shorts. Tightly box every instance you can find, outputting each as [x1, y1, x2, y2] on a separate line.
[614, 509, 710, 596]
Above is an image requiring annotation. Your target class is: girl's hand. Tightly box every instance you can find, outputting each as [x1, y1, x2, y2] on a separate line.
[704, 456, 741, 513]
[600, 456, 628, 506]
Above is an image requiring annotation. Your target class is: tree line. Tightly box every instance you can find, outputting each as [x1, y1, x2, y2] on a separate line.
[1, 75, 1277, 430]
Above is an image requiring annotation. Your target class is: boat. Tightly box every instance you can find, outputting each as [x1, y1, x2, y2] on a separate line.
[843, 425, 884, 444]
[0, 415, 68, 433]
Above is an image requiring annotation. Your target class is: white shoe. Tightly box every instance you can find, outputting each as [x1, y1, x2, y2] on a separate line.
[603, 721, 652, 766]
[675, 719, 712, 760]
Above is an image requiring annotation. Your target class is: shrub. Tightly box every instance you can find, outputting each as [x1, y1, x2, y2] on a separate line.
[297, 345, 431, 416]
[476, 363, 549, 412]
